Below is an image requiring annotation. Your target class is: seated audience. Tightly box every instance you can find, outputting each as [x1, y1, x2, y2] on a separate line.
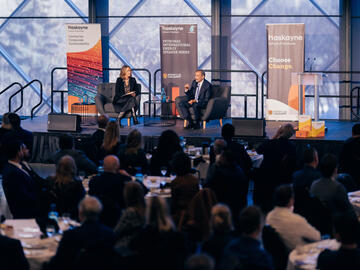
[170, 151, 199, 227]
[339, 123, 360, 188]
[202, 204, 236, 267]
[255, 124, 296, 213]
[150, 129, 182, 176]
[222, 206, 274, 270]
[114, 181, 146, 251]
[0, 113, 11, 170]
[52, 134, 97, 176]
[130, 196, 186, 270]
[317, 212, 360, 270]
[184, 188, 218, 245]
[310, 154, 354, 217]
[118, 129, 148, 175]
[45, 196, 116, 270]
[205, 149, 248, 225]
[292, 146, 321, 215]
[89, 155, 131, 228]
[209, 138, 227, 165]
[0, 233, 29, 270]
[89, 114, 109, 163]
[98, 120, 122, 161]
[2, 141, 39, 218]
[266, 185, 321, 251]
[2, 113, 33, 153]
[185, 253, 215, 270]
[45, 155, 85, 220]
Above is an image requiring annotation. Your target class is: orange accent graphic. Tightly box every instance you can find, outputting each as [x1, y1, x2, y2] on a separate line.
[171, 87, 180, 115]
[163, 73, 168, 79]
[288, 84, 305, 113]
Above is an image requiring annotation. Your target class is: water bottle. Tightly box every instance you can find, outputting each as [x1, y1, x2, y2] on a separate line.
[135, 169, 143, 183]
[48, 204, 59, 222]
[161, 88, 166, 103]
[180, 136, 186, 150]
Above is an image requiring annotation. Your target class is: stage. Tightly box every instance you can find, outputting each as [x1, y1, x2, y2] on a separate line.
[23, 115, 356, 165]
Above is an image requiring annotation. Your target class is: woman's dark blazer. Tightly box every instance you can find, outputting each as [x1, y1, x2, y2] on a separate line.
[113, 77, 140, 104]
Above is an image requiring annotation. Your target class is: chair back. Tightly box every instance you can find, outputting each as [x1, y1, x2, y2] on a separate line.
[212, 85, 231, 102]
[97, 83, 116, 103]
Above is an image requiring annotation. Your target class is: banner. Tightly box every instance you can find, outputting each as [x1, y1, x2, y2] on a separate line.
[66, 24, 103, 112]
[266, 24, 305, 121]
[160, 24, 198, 114]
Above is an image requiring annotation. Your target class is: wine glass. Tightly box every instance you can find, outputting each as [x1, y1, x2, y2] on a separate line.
[160, 166, 167, 177]
[46, 225, 55, 238]
[170, 172, 176, 181]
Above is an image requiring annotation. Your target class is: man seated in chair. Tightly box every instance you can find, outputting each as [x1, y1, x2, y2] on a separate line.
[176, 70, 212, 129]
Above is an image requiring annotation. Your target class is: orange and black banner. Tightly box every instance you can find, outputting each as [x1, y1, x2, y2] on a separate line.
[160, 24, 198, 113]
[266, 23, 305, 121]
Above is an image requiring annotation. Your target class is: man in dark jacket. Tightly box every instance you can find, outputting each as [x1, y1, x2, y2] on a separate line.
[0, 234, 29, 270]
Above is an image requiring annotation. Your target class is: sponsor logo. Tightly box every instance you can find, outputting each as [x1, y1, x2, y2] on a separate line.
[68, 25, 88, 30]
[162, 26, 184, 31]
[163, 73, 168, 79]
[268, 35, 302, 41]
[189, 25, 195, 32]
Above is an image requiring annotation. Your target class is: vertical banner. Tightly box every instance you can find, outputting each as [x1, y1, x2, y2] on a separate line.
[160, 24, 197, 114]
[66, 24, 103, 112]
[266, 24, 305, 121]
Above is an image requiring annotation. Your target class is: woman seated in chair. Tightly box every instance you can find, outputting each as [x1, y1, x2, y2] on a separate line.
[113, 65, 140, 125]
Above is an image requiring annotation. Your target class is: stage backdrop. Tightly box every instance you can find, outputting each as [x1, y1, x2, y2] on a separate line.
[266, 23, 305, 121]
[66, 24, 103, 113]
[160, 24, 198, 114]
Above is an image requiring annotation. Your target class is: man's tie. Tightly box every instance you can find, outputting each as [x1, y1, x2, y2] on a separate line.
[195, 83, 200, 102]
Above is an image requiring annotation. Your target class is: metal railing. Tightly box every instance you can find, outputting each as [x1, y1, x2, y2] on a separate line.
[351, 86, 360, 120]
[0, 82, 23, 112]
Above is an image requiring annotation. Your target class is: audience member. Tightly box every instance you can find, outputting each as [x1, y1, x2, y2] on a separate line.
[114, 181, 146, 251]
[266, 185, 321, 251]
[221, 123, 252, 177]
[292, 146, 321, 215]
[202, 204, 235, 267]
[88, 155, 131, 228]
[317, 212, 360, 270]
[45, 155, 85, 220]
[205, 149, 248, 225]
[150, 129, 182, 176]
[170, 151, 199, 227]
[184, 188, 218, 244]
[2, 141, 39, 218]
[0, 112, 11, 170]
[339, 123, 360, 188]
[45, 196, 116, 270]
[130, 196, 186, 270]
[185, 253, 215, 270]
[2, 113, 33, 153]
[98, 120, 122, 161]
[310, 154, 354, 217]
[209, 138, 227, 165]
[255, 123, 296, 213]
[118, 129, 148, 175]
[223, 206, 274, 270]
[0, 233, 29, 270]
[92, 115, 109, 150]
[52, 134, 97, 176]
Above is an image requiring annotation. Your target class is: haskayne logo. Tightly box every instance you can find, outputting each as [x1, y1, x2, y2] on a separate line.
[268, 35, 302, 41]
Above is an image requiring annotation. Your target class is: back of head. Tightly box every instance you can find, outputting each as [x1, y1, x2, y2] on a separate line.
[124, 181, 145, 212]
[126, 129, 142, 152]
[146, 196, 174, 232]
[157, 129, 181, 155]
[238, 206, 263, 236]
[185, 253, 215, 270]
[320, 153, 337, 178]
[59, 134, 74, 150]
[78, 196, 103, 222]
[56, 155, 77, 185]
[303, 146, 317, 165]
[213, 139, 227, 156]
[103, 155, 120, 173]
[333, 212, 360, 244]
[221, 124, 235, 142]
[211, 203, 234, 233]
[8, 113, 21, 129]
[103, 120, 120, 152]
[274, 124, 294, 139]
[1, 112, 11, 127]
[217, 148, 236, 168]
[170, 151, 191, 176]
[97, 115, 109, 129]
[4, 140, 23, 160]
[352, 123, 360, 136]
[273, 184, 294, 207]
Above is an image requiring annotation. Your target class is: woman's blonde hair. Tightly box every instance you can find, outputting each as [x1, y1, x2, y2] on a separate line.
[102, 121, 120, 152]
[146, 196, 175, 232]
[125, 129, 142, 155]
[120, 65, 131, 80]
[210, 203, 234, 233]
[55, 155, 77, 186]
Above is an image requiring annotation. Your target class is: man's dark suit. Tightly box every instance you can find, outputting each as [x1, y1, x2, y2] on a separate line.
[177, 79, 212, 123]
[2, 162, 39, 218]
[1, 127, 33, 153]
[0, 234, 29, 270]
[52, 149, 98, 176]
[45, 220, 116, 270]
[88, 172, 131, 228]
[339, 136, 360, 188]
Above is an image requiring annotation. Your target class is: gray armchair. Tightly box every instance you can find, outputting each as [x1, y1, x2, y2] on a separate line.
[176, 85, 231, 129]
[95, 82, 141, 126]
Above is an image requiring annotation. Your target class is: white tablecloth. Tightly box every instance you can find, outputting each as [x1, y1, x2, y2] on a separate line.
[287, 239, 340, 270]
[348, 190, 360, 215]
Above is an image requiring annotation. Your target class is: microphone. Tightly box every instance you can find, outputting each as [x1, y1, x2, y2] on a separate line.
[310, 57, 316, 72]
[305, 57, 310, 70]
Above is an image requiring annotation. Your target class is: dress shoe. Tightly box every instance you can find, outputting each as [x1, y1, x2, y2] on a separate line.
[185, 122, 195, 129]
[193, 122, 201, 129]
